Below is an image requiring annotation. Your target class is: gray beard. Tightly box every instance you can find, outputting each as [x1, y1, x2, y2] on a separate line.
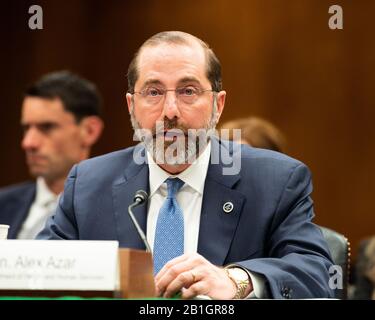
[130, 99, 218, 166]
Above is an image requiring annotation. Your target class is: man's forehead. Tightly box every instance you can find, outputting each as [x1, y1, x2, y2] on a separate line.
[21, 97, 74, 122]
[23, 96, 64, 109]
[140, 42, 206, 67]
[136, 42, 208, 85]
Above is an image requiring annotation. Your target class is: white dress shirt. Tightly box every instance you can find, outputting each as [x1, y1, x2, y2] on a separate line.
[147, 142, 211, 254]
[17, 177, 58, 239]
[146, 142, 265, 298]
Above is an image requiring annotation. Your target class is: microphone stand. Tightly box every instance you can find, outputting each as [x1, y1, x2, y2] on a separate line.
[128, 199, 152, 253]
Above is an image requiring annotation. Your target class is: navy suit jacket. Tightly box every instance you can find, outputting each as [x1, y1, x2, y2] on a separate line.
[38, 138, 335, 298]
[0, 181, 36, 239]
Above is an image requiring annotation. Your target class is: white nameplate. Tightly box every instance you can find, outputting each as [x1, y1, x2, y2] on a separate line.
[0, 240, 119, 291]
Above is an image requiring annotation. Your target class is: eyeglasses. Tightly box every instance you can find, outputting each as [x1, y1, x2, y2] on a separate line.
[131, 86, 216, 105]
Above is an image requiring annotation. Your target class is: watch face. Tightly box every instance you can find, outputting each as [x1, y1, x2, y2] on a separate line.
[229, 268, 249, 282]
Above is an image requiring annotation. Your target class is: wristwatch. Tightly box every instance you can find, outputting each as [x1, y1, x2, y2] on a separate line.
[224, 266, 250, 299]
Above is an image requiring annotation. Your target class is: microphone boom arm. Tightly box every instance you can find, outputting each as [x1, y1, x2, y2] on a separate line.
[128, 200, 152, 253]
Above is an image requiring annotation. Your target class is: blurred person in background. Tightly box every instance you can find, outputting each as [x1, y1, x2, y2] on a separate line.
[0, 71, 104, 239]
[351, 237, 375, 299]
[220, 116, 286, 152]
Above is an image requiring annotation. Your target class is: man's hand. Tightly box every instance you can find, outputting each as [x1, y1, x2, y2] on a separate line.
[154, 253, 252, 299]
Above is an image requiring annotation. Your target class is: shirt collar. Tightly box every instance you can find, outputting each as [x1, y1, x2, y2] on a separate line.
[34, 177, 58, 207]
[147, 142, 211, 196]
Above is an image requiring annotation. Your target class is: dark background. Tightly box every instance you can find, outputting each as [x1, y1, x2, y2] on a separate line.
[1, 0, 374, 261]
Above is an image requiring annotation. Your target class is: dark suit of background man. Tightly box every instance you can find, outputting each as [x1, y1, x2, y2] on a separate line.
[0, 71, 104, 239]
[38, 31, 335, 300]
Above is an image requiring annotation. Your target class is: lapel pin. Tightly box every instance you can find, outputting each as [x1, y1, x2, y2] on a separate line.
[223, 202, 234, 213]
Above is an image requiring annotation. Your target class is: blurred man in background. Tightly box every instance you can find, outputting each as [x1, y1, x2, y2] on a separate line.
[0, 71, 104, 239]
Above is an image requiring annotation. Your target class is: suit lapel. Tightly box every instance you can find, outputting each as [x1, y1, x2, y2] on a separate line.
[112, 160, 150, 249]
[197, 138, 245, 266]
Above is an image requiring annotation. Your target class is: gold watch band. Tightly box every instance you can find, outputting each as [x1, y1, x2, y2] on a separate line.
[224, 266, 250, 299]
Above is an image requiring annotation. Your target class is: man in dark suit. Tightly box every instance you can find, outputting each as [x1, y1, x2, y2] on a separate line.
[0, 71, 104, 239]
[38, 31, 334, 299]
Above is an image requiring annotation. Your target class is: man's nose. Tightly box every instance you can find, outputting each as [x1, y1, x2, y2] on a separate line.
[21, 127, 42, 150]
[162, 91, 181, 120]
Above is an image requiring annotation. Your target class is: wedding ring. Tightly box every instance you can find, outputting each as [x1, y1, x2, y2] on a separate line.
[191, 270, 197, 283]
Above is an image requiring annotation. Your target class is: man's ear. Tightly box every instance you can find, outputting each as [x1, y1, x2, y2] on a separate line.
[126, 93, 133, 113]
[79, 116, 104, 148]
[215, 90, 226, 123]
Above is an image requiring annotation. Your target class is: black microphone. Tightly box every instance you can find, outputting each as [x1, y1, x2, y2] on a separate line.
[128, 190, 152, 252]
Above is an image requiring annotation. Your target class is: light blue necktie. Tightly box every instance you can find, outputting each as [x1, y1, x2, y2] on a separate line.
[153, 178, 184, 274]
